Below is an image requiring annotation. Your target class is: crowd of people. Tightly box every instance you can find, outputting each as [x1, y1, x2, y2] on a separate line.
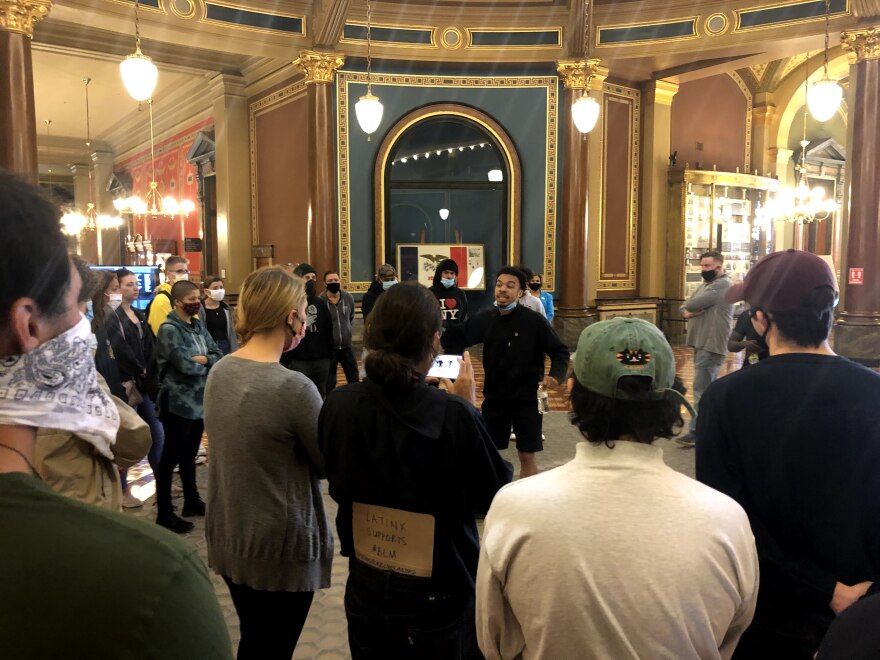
[2, 168, 879, 659]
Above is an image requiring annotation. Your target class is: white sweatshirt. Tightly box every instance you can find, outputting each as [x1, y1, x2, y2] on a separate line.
[476, 441, 758, 660]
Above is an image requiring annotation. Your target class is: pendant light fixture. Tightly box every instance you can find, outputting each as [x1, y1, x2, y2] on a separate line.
[806, 0, 843, 122]
[571, 0, 601, 134]
[120, 0, 158, 102]
[355, 0, 383, 139]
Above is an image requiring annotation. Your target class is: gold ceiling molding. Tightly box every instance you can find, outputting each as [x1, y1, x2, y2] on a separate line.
[841, 25, 880, 61]
[750, 61, 769, 83]
[704, 12, 730, 36]
[0, 0, 52, 37]
[728, 70, 753, 172]
[248, 78, 307, 244]
[293, 50, 345, 84]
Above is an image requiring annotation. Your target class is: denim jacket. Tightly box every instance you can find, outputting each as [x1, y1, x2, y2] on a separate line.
[156, 311, 222, 420]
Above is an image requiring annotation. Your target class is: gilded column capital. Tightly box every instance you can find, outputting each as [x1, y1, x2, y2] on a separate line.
[0, 0, 52, 37]
[841, 25, 880, 62]
[294, 50, 345, 84]
[557, 58, 607, 91]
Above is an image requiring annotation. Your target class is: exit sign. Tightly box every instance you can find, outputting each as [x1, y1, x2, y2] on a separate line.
[849, 268, 864, 285]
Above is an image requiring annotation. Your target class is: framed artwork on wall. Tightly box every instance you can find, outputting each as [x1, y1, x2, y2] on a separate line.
[396, 243, 486, 290]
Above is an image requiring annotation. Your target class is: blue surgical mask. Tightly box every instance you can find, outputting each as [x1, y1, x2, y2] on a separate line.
[494, 300, 517, 311]
[441, 277, 456, 288]
[85, 300, 94, 322]
[382, 279, 397, 291]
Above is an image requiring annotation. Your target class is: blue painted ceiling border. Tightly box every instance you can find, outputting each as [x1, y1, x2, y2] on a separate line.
[204, 4, 303, 34]
[737, 0, 848, 30]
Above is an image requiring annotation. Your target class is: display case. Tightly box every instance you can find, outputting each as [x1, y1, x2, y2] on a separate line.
[665, 168, 778, 342]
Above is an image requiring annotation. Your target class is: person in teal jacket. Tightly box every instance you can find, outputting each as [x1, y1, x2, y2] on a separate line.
[155, 279, 223, 533]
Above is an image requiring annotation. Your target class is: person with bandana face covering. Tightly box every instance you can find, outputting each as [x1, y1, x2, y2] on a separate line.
[0, 171, 232, 659]
[429, 258, 469, 355]
[205, 266, 332, 659]
[155, 279, 223, 533]
[319, 282, 511, 659]
[281, 263, 334, 398]
[200, 276, 238, 356]
[676, 250, 733, 446]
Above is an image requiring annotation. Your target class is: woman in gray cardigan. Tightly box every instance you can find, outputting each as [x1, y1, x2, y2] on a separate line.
[204, 266, 332, 660]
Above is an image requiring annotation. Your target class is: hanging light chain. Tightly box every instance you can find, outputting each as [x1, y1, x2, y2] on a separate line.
[366, 0, 373, 95]
[823, 0, 831, 75]
[148, 98, 157, 185]
[134, 0, 143, 52]
[583, 0, 594, 92]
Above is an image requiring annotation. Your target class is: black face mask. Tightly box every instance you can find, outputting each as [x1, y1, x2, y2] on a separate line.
[701, 270, 717, 283]
[326, 282, 341, 294]
[528, 282, 541, 292]
[305, 280, 317, 296]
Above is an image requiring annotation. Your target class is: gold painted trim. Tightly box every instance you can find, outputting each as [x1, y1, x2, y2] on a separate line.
[595, 16, 700, 48]
[200, 0, 306, 36]
[336, 71, 558, 293]
[168, 0, 196, 19]
[597, 83, 640, 290]
[248, 79, 307, 245]
[704, 12, 730, 36]
[0, 0, 52, 36]
[841, 25, 880, 61]
[107, 0, 166, 15]
[340, 20, 437, 48]
[728, 71, 753, 172]
[733, 0, 851, 33]
[465, 27, 562, 50]
[441, 26, 463, 50]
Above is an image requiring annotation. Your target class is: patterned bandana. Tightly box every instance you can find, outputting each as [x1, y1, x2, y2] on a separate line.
[0, 314, 119, 459]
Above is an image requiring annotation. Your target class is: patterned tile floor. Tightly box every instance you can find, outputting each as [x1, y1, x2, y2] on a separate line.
[123, 344, 743, 657]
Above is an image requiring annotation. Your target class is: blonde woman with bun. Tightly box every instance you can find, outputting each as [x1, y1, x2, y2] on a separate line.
[204, 266, 332, 660]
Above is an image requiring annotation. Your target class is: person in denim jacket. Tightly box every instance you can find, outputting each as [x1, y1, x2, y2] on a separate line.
[155, 279, 223, 533]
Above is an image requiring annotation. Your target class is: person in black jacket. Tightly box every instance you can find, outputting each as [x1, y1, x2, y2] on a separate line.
[429, 258, 468, 355]
[443, 266, 569, 479]
[107, 268, 166, 498]
[319, 282, 511, 659]
[281, 263, 335, 397]
[360, 263, 397, 320]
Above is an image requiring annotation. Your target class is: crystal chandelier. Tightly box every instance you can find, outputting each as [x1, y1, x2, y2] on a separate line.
[60, 78, 124, 237]
[776, 64, 839, 224]
[113, 98, 195, 220]
[806, 0, 843, 122]
[120, 0, 158, 102]
[355, 0, 383, 139]
[571, 0, 601, 134]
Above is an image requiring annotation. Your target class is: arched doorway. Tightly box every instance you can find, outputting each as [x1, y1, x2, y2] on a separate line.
[374, 104, 521, 309]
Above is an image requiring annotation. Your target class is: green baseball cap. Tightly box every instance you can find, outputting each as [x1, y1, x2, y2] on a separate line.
[573, 317, 683, 405]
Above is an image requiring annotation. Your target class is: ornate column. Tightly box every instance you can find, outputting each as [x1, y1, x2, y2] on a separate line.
[209, 73, 252, 291]
[294, 50, 345, 272]
[750, 92, 777, 177]
[0, 0, 51, 183]
[555, 58, 606, 345]
[92, 150, 121, 264]
[639, 79, 678, 298]
[835, 25, 880, 365]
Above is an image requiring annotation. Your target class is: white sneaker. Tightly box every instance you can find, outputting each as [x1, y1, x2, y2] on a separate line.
[195, 455, 207, 465]
[196, 445, 207, 457]
[509, 433, 517, 442]
[122, 492, 143, 509]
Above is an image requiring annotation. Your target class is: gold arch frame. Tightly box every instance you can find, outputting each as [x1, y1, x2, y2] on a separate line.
[373, 103, 523, 271]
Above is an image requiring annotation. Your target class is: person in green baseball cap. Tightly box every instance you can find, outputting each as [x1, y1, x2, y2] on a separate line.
[476, 317, 758, 659]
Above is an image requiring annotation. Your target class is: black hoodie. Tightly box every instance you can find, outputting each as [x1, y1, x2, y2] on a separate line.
[319, 377, 512, 594]
[361, 279, 386, 320]
[429, 259, 469, 354]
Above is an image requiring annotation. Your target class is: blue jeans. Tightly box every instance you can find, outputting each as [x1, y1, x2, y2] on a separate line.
[344, 560, 480, 660]
[690, 348, 726, 433]
[119, 393, 165, 490]
[138, 394, 165, 474]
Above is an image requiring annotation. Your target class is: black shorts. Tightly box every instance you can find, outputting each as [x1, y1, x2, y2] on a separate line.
[481, 397, 543, 453]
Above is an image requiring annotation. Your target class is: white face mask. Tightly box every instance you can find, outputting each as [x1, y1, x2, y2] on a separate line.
[0, 314, 120, 459]
[107, 293, 123, 311]
[207, 288, 225, 302]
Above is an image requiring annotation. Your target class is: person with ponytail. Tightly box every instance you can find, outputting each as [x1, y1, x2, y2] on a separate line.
[204, 266, 332, 659]
[319, 281, 512, 659]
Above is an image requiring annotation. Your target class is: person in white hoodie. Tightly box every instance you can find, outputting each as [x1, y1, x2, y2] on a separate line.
[476, 317, 758, 660]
